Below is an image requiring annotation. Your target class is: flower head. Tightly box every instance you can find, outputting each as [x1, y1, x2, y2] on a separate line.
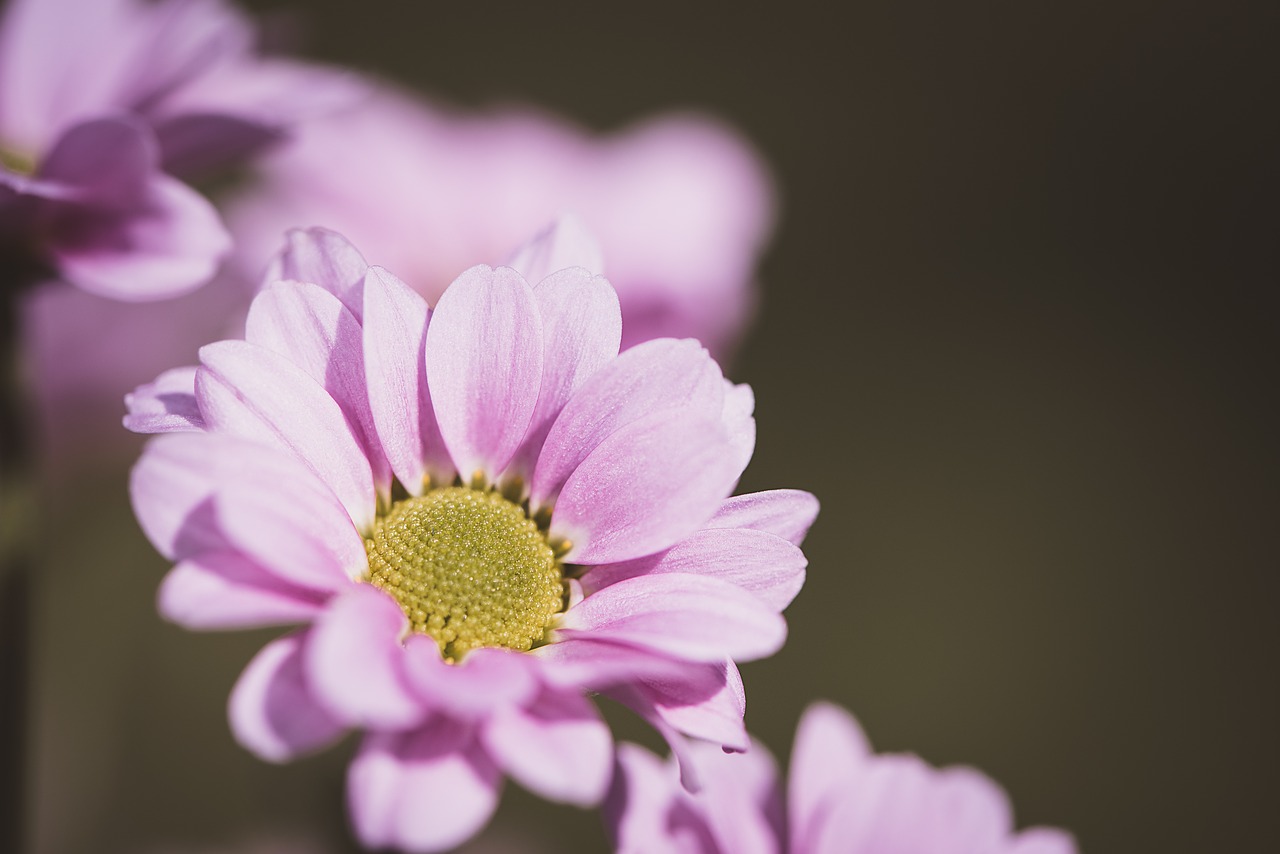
[226, 85, 774, 359]
[127, 224, 815, 852]
[0, 0, 354, 297]
[607, 702, 1078, 854]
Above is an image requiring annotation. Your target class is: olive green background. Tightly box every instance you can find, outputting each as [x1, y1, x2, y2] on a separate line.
[25, 1, 1279, 852]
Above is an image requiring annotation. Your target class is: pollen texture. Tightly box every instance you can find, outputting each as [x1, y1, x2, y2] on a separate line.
[365, 486, 563, 659]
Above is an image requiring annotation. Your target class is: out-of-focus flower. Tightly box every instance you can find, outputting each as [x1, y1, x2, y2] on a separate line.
[0, 0, 353, 298]
[126, 225, 815, 852]
[607, 702, 1078, 854]
[226, 84, 775, 360]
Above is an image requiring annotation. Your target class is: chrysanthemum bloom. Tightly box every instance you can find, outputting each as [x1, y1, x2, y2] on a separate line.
[226, 84, 774, 359]
[0, 0, 353, 298]
[127, 225, 816, 852]
[607, 702, 1078, 854]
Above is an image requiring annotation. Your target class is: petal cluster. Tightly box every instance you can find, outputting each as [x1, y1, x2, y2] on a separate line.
[607, 703, 1079, 854]
[0, 0, 354, 297]
[127, 226, 815, 851]
[226, 85, 774, 359]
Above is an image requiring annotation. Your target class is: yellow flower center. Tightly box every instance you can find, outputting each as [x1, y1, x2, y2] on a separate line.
[364, 486, 564, 661]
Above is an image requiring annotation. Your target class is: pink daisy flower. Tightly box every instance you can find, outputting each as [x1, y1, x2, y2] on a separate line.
[607, 702, 1078, 854]
[0, 0, 354, 298]
[127, 224, 816, 852]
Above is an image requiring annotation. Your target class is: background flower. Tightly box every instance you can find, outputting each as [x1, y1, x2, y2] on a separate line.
[608, 702, 1077, 854]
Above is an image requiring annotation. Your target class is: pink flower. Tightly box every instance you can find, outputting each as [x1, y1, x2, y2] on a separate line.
[607, 702, 1078, 854]
[0, 0, 353, 298]
[127, 225, 816, 852]
[225, 84, 774, 360]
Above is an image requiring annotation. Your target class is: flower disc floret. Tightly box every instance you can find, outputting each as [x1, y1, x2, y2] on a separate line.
[365, 486, 564, 659]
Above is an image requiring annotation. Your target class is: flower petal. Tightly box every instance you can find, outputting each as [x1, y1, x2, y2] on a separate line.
[158, 552, 324, 630]
[706, 490, 820, 546]
[348, 723, 501, 853]
[424, 265, 543, 480]
[304, 586, 425, 730]
[606, 744, 695, 854]
[123, 366, 204, 433]
[196, 339, 376, 531]
[505, 214, 605, 284]
[530, 337, 725, 507]
[788, 702, 872, 854]
[581, 528, 807, 611]
[532, 637, 693, 693]
[552, 411, 739, 564]
[622, 660, 749, 753]
[264, 226, 369, 319]
[1008, 829, 1080, 854]
[228, 632, 346, 763]
[245, 280, 392, 497]
[560, 573, 786, 663]
[130, 432, 358, 565]
[399, 638, 539, 719]
[362, 266, 453, 493]
[721, 381, 756, 483]
[506, 267, 621, 480]
[481, 687, 612, 806]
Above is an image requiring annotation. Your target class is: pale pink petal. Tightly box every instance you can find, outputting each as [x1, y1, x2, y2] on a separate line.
[560, 573, 786, 663]
[130, 432, 358, 565]
[630, 661, 749, 753]
[264, 226, 369, 319]
[362, 266, 453, 493]
[196, 339, 376, 531]
[348, 723, 501, 853]
[606, 744, 697, 854]
[533, 637, 693, 692]
[424, 265, 543, 480]
[157, 552, 323, 630]
[303, 586, 425, 730]
[212, 481, 363, 592]
[481, 687, 612, 806]
[506, 267, 621, 479]
[707, 490, 820, 546]
[1008, 828, 1079, 854]
[689, 739, 783, 854]
[552, 412, 739, 564]
[721, 381, 756, 483]
[505, 214, 605, 285]
[399, 638, 538, 719]
[530, 338, 724, 507]
[581, 528, 807, 611]
[245, 280, 391, 497]
[789, 702, 872, 854]
[228, 632, 346, 763]
[123, 365, 203, 433]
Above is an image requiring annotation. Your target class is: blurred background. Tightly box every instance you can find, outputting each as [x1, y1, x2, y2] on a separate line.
[23, 0, 1278, 852]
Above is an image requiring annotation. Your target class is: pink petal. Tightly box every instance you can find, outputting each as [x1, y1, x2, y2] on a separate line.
[721, 381, 756, 484]
[245, 280, 392, 497]
[228, 632, 346, 763]
[348, 723, 501, 853]
[627, 661, 749, 753]
[552, 412, 740, 564]
[424, 265, 543, 481]
[481, 687, 612, 806]
[264, 226, 369, 319]
[581, 528, 807, 611]
[560, 573, 787, 663]
[303, 586, 426, 730]
[707, 490, 820, 546]
[530, 337, 725, 507]
[1008, 828, 1079, 854]
[123, 366, 204, 433]
[362, 266, 453, 494]
[399, 638, 539, 719]
[505, 214, 605, 285]
[687, 739, 783, 854]
[532, 637, 693, 693]
[130, 432, 358, 565]
[788, 702, 872, 854]
[606, 744, 691, 853]
[157, 552, 323, 630]
[506, 267, 621, 480]
[196, 339, 376, 531]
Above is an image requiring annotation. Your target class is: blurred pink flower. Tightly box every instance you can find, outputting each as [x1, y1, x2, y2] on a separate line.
[0, 0, 353, 297]
[226, 84, 775, 360]
[607, 702, 1077, 854]
[127, 225, 815, 852]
